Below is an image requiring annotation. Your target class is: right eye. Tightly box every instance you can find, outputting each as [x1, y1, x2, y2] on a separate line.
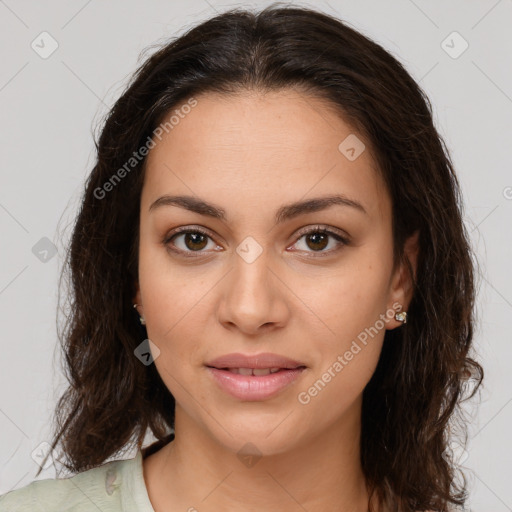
[163, 227, 222, 257]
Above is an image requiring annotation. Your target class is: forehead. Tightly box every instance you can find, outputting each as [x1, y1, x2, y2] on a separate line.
[142, 89, 389, 223]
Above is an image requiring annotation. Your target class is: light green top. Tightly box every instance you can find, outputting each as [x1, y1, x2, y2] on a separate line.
[0, 450, 155, 512]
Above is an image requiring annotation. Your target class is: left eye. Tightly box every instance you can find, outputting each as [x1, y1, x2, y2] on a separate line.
[290, 228, 348, 255]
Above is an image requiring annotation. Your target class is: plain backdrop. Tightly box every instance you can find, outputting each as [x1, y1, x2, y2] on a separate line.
[0, 0, 511, 510]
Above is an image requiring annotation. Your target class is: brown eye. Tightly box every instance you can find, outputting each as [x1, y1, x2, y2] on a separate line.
[304, 232, 329, 251]
[290, 226, 349, 256]
[181, 232, 208, 251]
[164, 227, 218, 256]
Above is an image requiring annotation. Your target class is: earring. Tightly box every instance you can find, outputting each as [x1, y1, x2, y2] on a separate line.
[133, 303, 146, 325]
[395, 311, 408, 324]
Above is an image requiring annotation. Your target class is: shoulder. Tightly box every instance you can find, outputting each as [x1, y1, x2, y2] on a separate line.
[0, 451, 151, 512]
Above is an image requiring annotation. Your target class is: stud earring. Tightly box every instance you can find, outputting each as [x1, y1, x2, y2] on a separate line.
[133, 303, 146, 325]
[395, 311, 408, 324]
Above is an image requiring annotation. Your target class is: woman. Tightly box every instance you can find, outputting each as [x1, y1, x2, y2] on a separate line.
[0, 4, 483, 511]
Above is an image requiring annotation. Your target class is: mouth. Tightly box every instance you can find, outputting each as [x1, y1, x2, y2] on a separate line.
[205, 352, 307, 371]
[204, 353, 307, 401]
[207, 367, 305, 375]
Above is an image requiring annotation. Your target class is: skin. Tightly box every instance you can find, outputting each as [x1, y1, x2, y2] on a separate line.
[133, 88, 419, 512]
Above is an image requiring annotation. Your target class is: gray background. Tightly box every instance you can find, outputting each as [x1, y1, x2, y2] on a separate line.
[0, 0, 511, 510]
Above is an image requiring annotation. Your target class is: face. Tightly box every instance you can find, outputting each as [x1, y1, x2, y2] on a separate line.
[134, 88, 417, 455]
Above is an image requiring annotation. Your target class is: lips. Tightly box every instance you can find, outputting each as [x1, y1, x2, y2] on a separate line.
[205, 352, 306, 371]
[205, 352, 307, 401]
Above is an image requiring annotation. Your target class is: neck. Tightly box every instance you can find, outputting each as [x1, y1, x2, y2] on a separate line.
[143, 397, 380, 512]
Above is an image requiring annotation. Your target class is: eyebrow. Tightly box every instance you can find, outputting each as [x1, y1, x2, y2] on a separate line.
[148, 193, 367, 223]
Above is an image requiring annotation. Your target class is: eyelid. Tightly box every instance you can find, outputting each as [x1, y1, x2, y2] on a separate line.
[292, 224, 350, 243]
[166, 225, 212, 239]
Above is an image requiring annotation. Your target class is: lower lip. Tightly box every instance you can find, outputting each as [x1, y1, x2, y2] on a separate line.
[206, 367, 306, 401]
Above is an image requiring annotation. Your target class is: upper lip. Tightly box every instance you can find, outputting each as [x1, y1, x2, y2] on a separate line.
[205, 352, 306, 369]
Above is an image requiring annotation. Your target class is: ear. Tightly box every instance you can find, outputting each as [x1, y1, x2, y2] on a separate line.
[385, 230, 420, 329]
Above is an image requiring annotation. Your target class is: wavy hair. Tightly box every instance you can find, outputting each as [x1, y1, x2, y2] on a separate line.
[39, 4, 483, 511]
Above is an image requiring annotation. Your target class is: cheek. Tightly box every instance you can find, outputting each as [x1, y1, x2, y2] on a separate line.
[137, 245, 209, 373]
[139, 237, 206, 326]
[296, 340, 383, 436]
[296, 268, 389, 422]
[293, 245, 392, 409]
[298, 250, 392, 345]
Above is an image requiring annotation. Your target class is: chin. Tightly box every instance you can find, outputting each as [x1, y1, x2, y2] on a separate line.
[200, 409, 304, 458]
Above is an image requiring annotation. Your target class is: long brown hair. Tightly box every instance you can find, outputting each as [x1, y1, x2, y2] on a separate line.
[39, 4, 483, 511]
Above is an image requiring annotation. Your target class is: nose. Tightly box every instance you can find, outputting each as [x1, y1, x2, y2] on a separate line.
[216, 248, 291, 336]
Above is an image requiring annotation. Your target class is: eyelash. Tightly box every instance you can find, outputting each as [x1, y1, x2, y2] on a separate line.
[162, 225, 349, 259]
